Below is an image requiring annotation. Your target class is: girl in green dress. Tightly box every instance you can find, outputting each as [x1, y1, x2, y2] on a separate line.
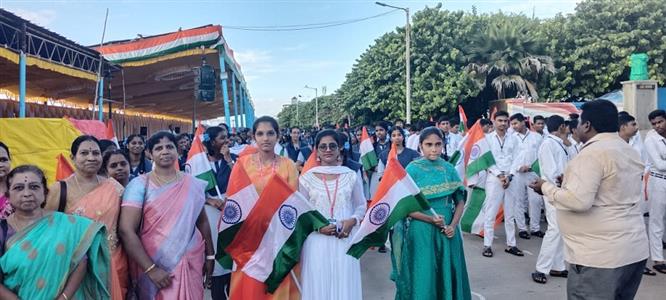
[391, 127, 471, 300]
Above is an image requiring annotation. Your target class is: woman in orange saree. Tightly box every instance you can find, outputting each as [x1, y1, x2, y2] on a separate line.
[46, 135, 128, 300]
[229, 116, 300, 300]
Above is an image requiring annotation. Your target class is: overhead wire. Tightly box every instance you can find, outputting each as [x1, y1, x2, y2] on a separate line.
[222, 9, 400, 31]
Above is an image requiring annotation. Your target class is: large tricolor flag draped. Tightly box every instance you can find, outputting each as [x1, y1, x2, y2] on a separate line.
[216, 162, 260, 269]
[359, 127, 378, 171]
[185, 124, 217, 191]
[225, 175, 328, 293]
[458, 121, 497, 235]
[347, 154, 430, 258]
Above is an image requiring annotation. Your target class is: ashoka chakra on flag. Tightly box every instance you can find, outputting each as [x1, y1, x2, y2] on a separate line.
[222, 200, 242, 224]
[279, 204, 298, 230]
[369, 203, 391, 225]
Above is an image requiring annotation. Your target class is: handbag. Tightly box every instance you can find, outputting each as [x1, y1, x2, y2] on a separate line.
[125, 174, 150, 300]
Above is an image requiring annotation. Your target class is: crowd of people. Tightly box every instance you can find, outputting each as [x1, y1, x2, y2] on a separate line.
[0, 101, 664, 300]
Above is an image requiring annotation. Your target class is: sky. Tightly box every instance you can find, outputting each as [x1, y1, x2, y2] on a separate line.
[1, 0, 581, 118]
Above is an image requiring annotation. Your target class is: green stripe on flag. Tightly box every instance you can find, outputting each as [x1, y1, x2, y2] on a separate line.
[460, 187, 486, 233]
[197, 170, 218, 191]
[531, 160, 541, 177]
[216, 222, 243, 269]
[449, 150, 461, 165]
[466, 151, 496, 179]
[361, 152, 378, 171]
[347, 193, 430, 259]
[265, 211, 329, 293]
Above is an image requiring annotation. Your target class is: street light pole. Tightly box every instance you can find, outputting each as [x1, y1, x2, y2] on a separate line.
[376, 2, 411, 124]
[304, 85, 319, 128]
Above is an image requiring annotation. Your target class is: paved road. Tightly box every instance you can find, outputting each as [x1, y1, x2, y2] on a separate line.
[360, 221, 664, 300]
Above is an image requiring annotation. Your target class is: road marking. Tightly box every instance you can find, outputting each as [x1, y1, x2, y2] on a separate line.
[472, 291, 487, 300]
[523, 250, 534, 256]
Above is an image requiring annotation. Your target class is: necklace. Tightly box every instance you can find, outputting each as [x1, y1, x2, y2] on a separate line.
[257, 153, 277, 178]
[74, 174, 100, 194]
[7, 210, 44, 232]
[152, 171, 179, 186]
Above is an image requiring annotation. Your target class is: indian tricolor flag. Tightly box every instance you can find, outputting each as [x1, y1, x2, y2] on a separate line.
[359, 127, 378, 171]
[459, 121, 497, 235]
[105, 120, 120, 148]
[347, 155, 430, 258]
[216, 162, 259, 269]
[185, 124, 217, 191]
[301, 150, 319, 174]
[226, 175, 328, 293]
[458, 105, 468, 134]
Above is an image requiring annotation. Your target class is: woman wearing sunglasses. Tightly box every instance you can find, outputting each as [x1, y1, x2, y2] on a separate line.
[298, 129, 366, 300]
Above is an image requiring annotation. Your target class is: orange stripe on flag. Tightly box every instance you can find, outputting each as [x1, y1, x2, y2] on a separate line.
[368, 156, 405, 207]
[55, 153, 74, 181]
[301, 150, 319, 174]
[225, 175, 295, 269]
[96, 25, 222, 55]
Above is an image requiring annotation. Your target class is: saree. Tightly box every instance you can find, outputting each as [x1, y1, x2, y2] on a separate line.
[47, 177, 128, 300]
[122, 174, 207, 300]
[0, 212, 110, 299]
[229, 154, 300, 300]
[391, 158, 471, 300]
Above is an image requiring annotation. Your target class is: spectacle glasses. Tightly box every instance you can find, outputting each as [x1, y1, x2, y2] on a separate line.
[317, 143, 339, 151]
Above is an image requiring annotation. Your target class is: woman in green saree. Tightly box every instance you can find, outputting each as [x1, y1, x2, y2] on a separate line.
[0, 165, 110, 300]
[391, 127, 471, 300]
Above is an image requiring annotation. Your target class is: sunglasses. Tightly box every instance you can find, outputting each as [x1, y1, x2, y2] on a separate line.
[317, 143, 339, 151]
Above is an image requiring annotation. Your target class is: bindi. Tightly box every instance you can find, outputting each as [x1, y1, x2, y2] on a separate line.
[23, 175, 29, 183]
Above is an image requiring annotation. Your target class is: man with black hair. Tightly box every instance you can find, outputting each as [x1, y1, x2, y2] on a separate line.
[530, 99, 648, 299]
[510, 113, 544, 239]
[481, 110, 524, 258]
[533, 115, 546, 136]
[406, 123, 421, 151]
[480, 118, 493, 134]
[531, 115, 571, 284]
[645, 109, 666, 275]
[448, 119, 463, 155]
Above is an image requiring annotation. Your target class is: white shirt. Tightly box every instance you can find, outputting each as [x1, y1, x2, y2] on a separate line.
[486, 130, 519, 175]
[406, 133, 420, 151]
[446, 132, 463, 155]
[514, 130, 543, 171]
[538, 135, 570, 184]
[644, 129, 666, 173]
[567, 136, 581, 159]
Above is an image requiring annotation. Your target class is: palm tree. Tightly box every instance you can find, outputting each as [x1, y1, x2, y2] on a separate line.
[466, 20, 555, 100]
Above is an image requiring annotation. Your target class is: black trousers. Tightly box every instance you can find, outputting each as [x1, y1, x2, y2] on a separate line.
[211, 274, 231, 300]
[567, 259, 646, 300]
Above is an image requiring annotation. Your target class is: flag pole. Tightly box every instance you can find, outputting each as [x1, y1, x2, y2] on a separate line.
[290, 270, 302, 293]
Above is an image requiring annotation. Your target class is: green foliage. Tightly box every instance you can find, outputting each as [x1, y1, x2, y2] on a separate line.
[276, 0, 666, 125]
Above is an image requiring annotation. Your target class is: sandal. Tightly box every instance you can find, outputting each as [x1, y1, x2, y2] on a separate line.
[482, 247, 494, 258]
[532, 272, 547, 284]
[505, 246, 524, 257]
[518, 231, 531, 240]
[653, 264, 666, 274]
[549, 270, 568, 278]
[643, 267, 657, 276]
[531, 231, 545, 238]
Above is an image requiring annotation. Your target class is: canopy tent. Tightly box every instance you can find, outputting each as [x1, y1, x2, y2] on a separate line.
[95, 25, 255, 126]
[0, 9, 113, 108]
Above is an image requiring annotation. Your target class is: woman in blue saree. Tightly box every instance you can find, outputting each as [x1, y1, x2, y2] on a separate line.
[0, 165, 110, 300]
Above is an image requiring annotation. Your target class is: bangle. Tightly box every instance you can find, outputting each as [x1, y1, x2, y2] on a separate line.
[206, 255, 216, 260]
[144, 263, 156, 274]
[61, 292, 69, 300]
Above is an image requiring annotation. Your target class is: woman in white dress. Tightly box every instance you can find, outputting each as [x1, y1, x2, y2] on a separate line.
[299, 129, 366, 300]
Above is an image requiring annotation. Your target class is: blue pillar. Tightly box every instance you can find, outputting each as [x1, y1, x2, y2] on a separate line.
[231, 75, 239, 130]
[239, 86, 246, 127]
[217, 47, 232, 127]
[19, 51, 26, 118]
[97, 77, 104, 121]
[245, 91, 251, 126]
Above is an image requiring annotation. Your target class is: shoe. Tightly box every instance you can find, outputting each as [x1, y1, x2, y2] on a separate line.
[482, 247, 493, 257]
[654, 263, 666, 274]
[531, 231, 545, 238]
[549, 270, 568, 278]
[378, 246, 387, 253]
[532, 271, 547, 284]
[519, 231, 531, 239]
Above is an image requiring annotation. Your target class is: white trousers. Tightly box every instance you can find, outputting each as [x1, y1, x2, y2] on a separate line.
[648, 175, 666, 262]
[483, 175, 518, 247]
[514, 172, 543, 232]
[535, 198, 566, 273]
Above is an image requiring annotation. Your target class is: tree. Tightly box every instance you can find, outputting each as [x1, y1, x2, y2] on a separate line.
[466, 18, 555, 100]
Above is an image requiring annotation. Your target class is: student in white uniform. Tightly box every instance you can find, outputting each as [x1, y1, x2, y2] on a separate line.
[531, 115, 571, 284]
[645, 109, 666, 275]
[447, 119, 464, 155]
[532, 115, 548, 136]
[481, 111, 524, 258]
[567, 118, 582, 158]
[510, 113, 545, 239]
